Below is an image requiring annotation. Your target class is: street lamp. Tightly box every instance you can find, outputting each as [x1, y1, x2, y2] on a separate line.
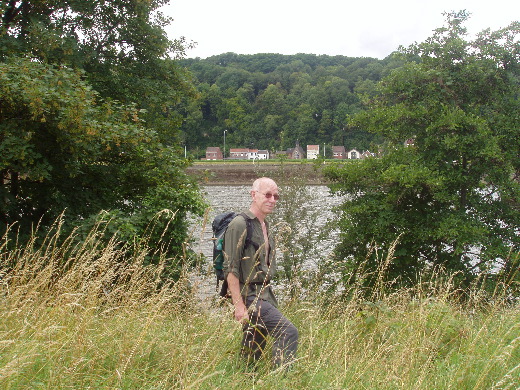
[223, 129, 227, 160]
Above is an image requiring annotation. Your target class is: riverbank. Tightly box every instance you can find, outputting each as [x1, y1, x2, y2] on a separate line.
[3, 232, 519, 389]
[186, 161, 328, 185]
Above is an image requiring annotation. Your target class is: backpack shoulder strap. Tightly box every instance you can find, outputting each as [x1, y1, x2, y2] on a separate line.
[238, 212, 260, 252]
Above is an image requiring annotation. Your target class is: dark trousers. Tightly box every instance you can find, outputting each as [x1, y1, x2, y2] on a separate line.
[242, 298, 298, 367]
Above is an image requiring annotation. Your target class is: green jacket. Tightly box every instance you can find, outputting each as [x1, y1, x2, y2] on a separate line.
[223, 210, 278, 307]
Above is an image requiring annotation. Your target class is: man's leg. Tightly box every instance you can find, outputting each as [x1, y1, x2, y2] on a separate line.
[246, 298, 298, 367]
[241, 321, 267, 363]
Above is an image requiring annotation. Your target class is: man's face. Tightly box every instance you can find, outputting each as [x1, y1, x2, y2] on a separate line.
[252, 180, 279, 216]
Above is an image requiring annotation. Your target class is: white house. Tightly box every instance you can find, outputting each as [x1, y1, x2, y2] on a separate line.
[307, 145, 320, 159]
[229, 148, 249, 159]
[347, 149, 360, 159]
[229, 148, 270, 160]
[257, 150, 270, 159]
[247, 149, 258, 160]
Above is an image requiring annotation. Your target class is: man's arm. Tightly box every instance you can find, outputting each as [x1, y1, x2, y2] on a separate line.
[223, 217, 250, 323]
[227, 272, 248, 323]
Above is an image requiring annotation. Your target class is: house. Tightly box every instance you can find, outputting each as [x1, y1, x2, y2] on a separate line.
[229, 148, 249, 159]
[332, 146, 346, 159]
[247, 149, 259, 160]
[307, 145, 320, 159]
[360, 150, 375, 159]
[404, 137, 415, 147]
[229, 148, 270, 160]
[205, 147, 223, 160]
[286, 142, 305, 159]
[347, 149, 360, 159]
[257, 150, 270, 159]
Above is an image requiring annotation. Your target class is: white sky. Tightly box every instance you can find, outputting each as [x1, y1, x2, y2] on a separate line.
[161, 0, 518, 60]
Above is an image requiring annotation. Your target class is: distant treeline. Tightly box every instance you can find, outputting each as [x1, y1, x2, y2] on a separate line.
[178, 52, 406, 158]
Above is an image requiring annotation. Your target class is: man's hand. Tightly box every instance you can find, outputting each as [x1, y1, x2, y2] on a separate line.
[234, 302, 249, 323]
[227, 273, 249, 323]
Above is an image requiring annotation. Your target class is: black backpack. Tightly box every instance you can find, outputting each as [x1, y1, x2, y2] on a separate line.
[212, 212, 258, 297]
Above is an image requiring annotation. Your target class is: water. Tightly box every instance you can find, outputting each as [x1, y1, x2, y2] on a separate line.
[188, 184, 343, 300]
[188, 185, 252, 263]
[188, 185, 343, 265]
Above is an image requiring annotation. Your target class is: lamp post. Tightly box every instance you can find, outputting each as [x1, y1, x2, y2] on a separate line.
[223, 129, 227, 160]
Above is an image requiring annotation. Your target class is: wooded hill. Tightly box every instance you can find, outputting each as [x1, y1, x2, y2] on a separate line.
[178, 52, 405, 158]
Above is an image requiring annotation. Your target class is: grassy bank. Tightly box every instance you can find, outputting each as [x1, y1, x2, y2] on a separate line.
[1, 223, 519, 389]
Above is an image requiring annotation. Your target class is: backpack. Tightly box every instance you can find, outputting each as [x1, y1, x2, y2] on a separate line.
[212, 211, 258, 297]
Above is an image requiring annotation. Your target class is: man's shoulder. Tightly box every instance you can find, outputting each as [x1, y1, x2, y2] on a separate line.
[227, 211, 250, 230]
[240, 210, 256, 220]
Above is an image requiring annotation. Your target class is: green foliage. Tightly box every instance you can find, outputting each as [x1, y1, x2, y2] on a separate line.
[270, 173, 331, 297]
[0, 0, 182, 62]
[0, 0, 198, 143]
[178, 53, 404, 155]
[0, 57, 205, 261]
[324, 12, 520, 290]
[0, 1, 206, 273]
[1, 58, 141, 223]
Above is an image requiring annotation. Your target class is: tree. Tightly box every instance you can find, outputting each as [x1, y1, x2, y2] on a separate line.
[0, 1, 205, 275]
[324, 12, 520, 291]
[1, 0, 197, 142]
[178, 53, 390, 152]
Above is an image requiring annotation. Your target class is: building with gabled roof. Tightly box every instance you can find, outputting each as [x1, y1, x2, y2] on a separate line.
[332, 146, 346, 159]
[257, 150, 270, 159]
[205, 147, 223, 160]
[228, 148, 270, 160]
[229, 148, 249, 159]
[347, 149, 360, 159]
[307, 145, 320, 159]
[286, 142, 305, 159]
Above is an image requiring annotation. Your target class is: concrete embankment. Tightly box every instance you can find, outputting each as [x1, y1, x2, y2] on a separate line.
[186, 161, 328, 185]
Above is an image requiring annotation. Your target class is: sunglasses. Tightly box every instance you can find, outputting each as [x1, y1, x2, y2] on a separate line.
[256, 191, 280, 201]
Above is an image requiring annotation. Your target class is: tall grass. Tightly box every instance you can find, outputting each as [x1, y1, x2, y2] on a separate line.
[1, 215, 519, 389]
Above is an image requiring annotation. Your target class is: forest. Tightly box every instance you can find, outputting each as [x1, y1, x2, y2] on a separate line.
[177, 52, 400, 157]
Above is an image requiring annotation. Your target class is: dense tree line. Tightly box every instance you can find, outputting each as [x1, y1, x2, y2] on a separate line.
[178, 53, 406, 157]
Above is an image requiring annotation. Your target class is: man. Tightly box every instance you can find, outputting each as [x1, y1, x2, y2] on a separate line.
[223, 177, 298, 368]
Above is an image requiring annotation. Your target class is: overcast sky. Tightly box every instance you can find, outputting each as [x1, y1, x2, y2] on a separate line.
[161, 0, 518, 60]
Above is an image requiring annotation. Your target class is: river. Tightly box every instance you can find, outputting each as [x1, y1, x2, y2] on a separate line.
[187, 184, 344, 297]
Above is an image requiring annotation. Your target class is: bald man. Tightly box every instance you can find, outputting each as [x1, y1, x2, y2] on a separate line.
[223, 177, 298, 368]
